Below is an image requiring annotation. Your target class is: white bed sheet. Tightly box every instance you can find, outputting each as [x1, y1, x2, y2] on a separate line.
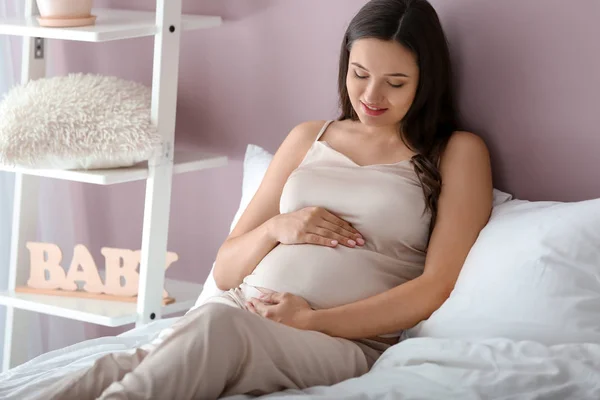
[2, 319, 599, 400]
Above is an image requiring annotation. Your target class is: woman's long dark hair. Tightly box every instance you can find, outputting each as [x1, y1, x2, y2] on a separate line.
[338, 0, 458, 231]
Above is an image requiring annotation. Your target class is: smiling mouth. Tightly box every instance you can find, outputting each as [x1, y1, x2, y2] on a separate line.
[360, 101, 388, 116]
[361, 101, 386, 111]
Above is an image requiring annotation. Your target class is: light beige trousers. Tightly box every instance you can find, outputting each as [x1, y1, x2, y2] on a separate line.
[41, 284, 389, 400]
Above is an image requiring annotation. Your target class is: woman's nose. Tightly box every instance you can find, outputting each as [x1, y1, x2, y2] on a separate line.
[363, 82, 384, 104]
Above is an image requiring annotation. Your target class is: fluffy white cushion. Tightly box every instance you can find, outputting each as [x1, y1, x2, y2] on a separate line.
[0, 73, 161, 169]
[192, 144, 274, 309]
[406, 197, 600, 345]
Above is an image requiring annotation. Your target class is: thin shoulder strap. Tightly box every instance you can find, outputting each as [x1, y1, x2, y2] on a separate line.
[315, 120, 334, 142]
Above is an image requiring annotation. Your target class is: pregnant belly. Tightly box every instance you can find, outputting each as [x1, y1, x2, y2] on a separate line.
[242, 244, 423, 309]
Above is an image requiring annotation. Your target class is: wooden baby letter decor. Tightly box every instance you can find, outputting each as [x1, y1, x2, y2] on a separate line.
[15, 242, 179, 305]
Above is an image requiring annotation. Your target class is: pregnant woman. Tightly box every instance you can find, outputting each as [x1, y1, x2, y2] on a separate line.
[45, 0, 492, 398]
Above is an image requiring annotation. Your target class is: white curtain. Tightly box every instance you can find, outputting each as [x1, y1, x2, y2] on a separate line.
[1, 1, 87, 365]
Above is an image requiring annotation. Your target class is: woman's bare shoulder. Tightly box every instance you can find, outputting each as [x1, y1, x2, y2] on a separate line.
[445, 131, 488, 157]
[284, 120, 330, 144]
[261, 120, 328, 174]
[273, 120, 329, 161]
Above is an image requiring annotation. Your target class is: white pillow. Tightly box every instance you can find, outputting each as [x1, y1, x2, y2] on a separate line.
[0, 73, 161, 170]
[406, 197, 600, 345]
[228, 144, 274, 233]
[492, 188, 512, 205]
[192, 144, 274, 308]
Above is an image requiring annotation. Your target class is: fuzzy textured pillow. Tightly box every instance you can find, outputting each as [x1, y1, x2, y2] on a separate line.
[0, 73, 162, 170]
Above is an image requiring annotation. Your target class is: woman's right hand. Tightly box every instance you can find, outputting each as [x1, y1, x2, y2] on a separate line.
[268, 207, 365, 248]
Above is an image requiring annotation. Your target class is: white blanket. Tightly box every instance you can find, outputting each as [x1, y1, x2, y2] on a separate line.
[0, 318, 176, 400]
[2, 319, 599, 400]
[232, 339, 600, 400]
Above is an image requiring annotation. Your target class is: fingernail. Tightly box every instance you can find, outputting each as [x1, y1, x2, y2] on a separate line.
[331, 240, 338, 246]
[347, 239, 356, 246]
[356, 238, 365, 245]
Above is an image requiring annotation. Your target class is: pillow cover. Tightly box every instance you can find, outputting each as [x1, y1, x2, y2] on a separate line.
[192, 144, 273, 309]
[0, 73, 162, 170]
[192, 142, 514, 311]
[227, 144, 274, 233]
[406, 197, 600, 345]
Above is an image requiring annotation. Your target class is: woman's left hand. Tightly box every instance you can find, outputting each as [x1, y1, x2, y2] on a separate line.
[247, 292, 314, 331]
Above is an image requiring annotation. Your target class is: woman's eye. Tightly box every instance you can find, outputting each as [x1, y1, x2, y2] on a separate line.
[354, 70, 368, 79]
[389, 83, 404, 88]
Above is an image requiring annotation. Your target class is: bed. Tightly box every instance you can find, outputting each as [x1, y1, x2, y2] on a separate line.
[3, 319, 599, 399]
[2, 0, 600, 399]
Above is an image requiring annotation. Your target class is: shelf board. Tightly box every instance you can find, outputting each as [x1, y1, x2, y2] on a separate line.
[0, 149, 228, 185]
[0, 278, 203, 327]
[0, 8, 222, 42]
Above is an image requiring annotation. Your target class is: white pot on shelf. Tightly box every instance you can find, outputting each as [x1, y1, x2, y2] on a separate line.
[36, 0, 96, 27]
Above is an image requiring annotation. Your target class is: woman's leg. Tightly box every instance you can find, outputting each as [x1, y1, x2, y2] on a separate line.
[96, 303, 384, 399]
[42, 285, 387, 400]
[42, 347, 150, 400]
[40, 294, 242, 400]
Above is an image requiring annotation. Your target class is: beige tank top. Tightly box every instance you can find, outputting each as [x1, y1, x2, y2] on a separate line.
[243, 120, 431, 312]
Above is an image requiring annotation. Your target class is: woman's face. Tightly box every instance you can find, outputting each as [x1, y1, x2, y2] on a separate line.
[346, 38, 420, 128]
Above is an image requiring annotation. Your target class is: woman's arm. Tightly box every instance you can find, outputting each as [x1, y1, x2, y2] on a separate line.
[308, 131, 493, 339]
[213, 121, 326, 291]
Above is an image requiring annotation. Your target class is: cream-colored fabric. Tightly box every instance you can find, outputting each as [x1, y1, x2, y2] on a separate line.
[244, 120, 430, 312]
[42, 285, 388, 400]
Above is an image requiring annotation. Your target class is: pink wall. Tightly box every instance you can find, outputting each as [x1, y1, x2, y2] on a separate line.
[48, 0, 370, 336]
[429, 0, 600, 202]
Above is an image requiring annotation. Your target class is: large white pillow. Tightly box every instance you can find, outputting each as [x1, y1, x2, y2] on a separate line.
[192, 144, 273, 308]
[406, 197, 600, 345]
[0, 73, 161, 170]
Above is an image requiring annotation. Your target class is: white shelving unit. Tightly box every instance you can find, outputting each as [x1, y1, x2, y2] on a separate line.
[0, 278, 202, 327]
[0, 0, 225, 371]
[0, 149, 227, 185]
[0, 8, 222, 42]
